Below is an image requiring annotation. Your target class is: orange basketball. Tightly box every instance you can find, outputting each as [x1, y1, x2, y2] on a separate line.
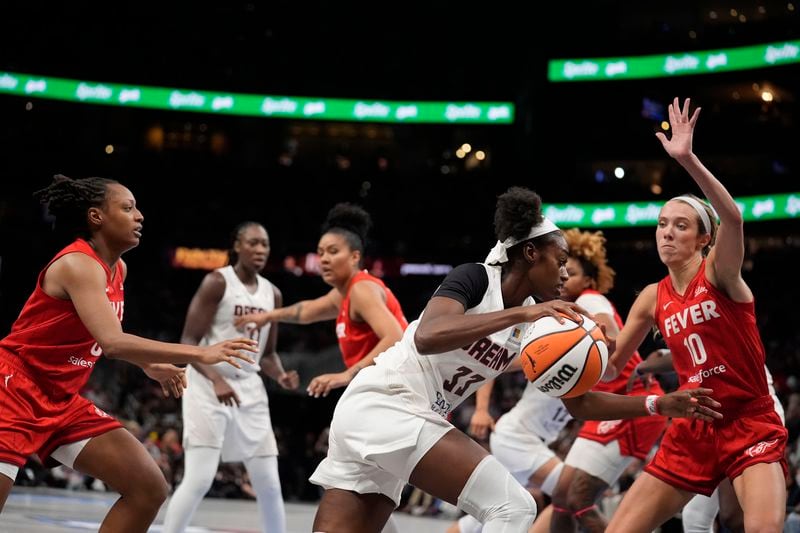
[519, 313, 608, 398]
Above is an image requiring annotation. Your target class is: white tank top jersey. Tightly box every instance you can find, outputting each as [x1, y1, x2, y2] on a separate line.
[375, 263, 533, 420]
[200, 265, 275, 379]
[494, 384, 573, 444]
[575, 292, 615, 317]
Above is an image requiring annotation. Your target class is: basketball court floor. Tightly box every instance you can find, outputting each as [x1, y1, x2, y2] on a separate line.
[4, 487, 449, 532]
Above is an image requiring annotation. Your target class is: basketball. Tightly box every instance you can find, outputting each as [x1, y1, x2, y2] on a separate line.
[519, 313, 608, 398]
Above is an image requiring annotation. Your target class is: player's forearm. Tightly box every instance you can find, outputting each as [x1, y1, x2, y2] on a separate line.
[103, 333, 204, 365]
[474, 380, 495, 412]
[414, 307, 529, 355]
[260, 353, 286, 381]
[270, 301, 319, 324]
[347, 336, 399, 378]
[562, 391, 650, 420]
[637, 350, 673, 374]
[675, 153, 742, 225]
[190, 362, 226, 383]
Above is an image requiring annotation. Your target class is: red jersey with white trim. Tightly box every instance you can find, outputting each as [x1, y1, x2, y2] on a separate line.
[336, 271, 408, 368]
[654, 261, 768, 411]
[579, 289, 659, 396]
[0, 239, 124, 400]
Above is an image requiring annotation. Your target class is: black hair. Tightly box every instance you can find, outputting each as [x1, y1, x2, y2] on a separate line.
[33, 174, 119, 239]
[321, 203, 371, 254]
[228, 221, 266, 265]
[494, 187, 558, 263]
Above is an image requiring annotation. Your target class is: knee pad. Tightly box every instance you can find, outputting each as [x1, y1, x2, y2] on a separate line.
[457, 456, 537, 531]
[457, 513, 483, 533]
[681, 491, 719, 533]
[539, 461, 564, 497]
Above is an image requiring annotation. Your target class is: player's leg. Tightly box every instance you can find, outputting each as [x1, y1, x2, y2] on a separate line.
[446, 437, 563, 533]
[313, 489, 396, 533]
[242, 454, 285, 533]
[606, 472, 694, 533]
[410, 429, 537, 532]
[71, 428, 169, 533]
[733, 462, 785, 533]
[563, 468, 612, 533]
[529, 504, 553, 533]
[549, 465, 577, 533]
[0, 464, 16, 511]
[161, 446, 222, 533]
[681, 489, 719, 533]
[717, 479, 744, 532]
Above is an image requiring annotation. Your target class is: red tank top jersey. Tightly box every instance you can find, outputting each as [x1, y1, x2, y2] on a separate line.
[581, 289, 662, 396]
[655, 261, 769, 412]
[336, 271, 408, 368]
[0, 239, 124, 400]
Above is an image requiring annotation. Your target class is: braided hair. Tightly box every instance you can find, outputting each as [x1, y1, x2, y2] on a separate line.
[33, 174, 118, 239]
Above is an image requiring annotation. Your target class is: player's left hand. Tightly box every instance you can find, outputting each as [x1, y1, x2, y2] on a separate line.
[143, 363, 188, 398]
[656, 388, 722, 422]
[307, 371, 351, 398]
[278, 370, 300, 390]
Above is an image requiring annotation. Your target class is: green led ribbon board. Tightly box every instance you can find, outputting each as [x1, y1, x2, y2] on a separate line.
[0, 71, 514, 124]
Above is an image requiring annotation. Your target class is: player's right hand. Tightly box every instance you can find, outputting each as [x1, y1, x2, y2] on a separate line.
[524, 300, 589, 324]
[213, 378, 241, 407]
[468, 409, 495, 440]
[199, 338, 257, 368]
[234, 312, 272, 330]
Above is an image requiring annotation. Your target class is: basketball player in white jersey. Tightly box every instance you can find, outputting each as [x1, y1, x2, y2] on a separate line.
[629, 350, 785, 533]
[446, 378, 572, 533]
[309, 187, 721, 533]
[162, 222, 299, 533]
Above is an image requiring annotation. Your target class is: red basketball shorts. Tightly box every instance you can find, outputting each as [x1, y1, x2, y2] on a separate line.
[645, 410, 787, 496]
[0, 356, 121, 467]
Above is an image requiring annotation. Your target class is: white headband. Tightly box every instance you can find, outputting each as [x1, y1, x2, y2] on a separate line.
[670, 196, 713, 234]
[485, 217, 560, 265]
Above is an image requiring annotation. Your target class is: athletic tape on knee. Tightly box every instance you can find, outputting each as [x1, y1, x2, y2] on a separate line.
[457, 455, 537, 529]
[540, 462, 564, 497]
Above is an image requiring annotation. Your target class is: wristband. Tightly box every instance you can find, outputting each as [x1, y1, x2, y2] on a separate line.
[635, 365, 645, 377]
[645, 394, 660, 416]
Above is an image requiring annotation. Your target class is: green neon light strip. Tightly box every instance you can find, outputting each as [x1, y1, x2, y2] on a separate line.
[0, 71, 514, 124]
[548, 40, 800, 82]
[545, 193, 800, 228]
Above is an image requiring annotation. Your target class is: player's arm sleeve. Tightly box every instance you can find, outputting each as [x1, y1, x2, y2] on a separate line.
[432, 263, 489, 311]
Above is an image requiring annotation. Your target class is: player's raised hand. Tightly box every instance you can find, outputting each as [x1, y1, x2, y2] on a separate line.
[655, 97, 701, 161]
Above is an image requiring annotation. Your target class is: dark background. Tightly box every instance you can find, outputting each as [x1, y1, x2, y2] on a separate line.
[1, 0, 799, 499]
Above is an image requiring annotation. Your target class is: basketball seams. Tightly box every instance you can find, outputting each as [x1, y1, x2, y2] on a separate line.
[561, 340, 599, 399]
[523, 328, 590, 378]
[521, 315, 609, 398]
